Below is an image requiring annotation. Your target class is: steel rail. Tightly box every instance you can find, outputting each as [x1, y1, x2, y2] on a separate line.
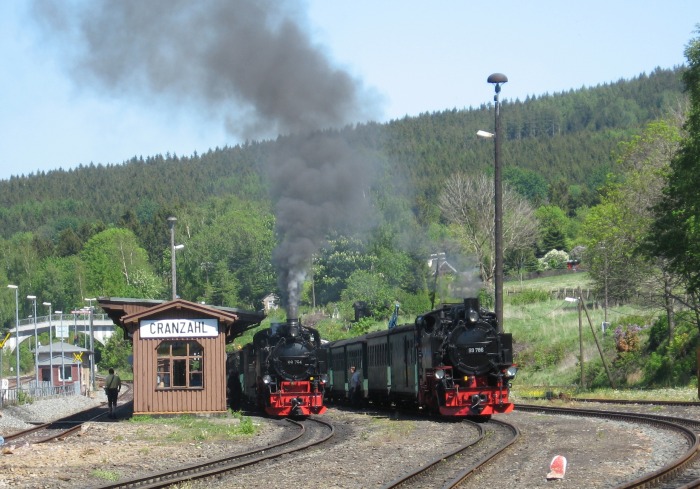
[380, 418, 520, 489]
[516, 404, 700, 488]
[92, 415, 335, 489]
[442, 418, 520, 489]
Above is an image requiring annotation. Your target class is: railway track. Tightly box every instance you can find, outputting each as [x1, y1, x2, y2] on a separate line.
[91, 415, 335, 489]
[516, 403, 700, 488]
[6, 393, 700, 487]
[3, 383, 133, 445]
[380, 418, 519, 489]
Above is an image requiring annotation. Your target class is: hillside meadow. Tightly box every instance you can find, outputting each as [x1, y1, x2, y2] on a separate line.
[504, 271, 698, 400]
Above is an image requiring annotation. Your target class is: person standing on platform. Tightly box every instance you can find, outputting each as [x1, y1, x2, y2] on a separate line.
[349, 366, 362, 406]
[103, 368, 122, 419]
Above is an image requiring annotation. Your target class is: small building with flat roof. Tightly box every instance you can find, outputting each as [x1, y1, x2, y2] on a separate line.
[36, 341, 91, 393]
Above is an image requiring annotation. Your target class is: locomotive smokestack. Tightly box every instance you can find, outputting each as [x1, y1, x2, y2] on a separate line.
[287, 304, 298, 322]
[287, 318, 301, 338]
[464, 297, 480, 311]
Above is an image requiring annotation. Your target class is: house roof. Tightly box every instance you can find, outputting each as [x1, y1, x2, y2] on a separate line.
[36, 341, 90, 354]
[98, 297, 266, 343]
[37, 341, 91, 365]
[428, 258, 458, 274]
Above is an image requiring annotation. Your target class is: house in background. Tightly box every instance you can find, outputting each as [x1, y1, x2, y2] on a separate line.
[36, 342, 92, 393]
[262, 293, 279, 313]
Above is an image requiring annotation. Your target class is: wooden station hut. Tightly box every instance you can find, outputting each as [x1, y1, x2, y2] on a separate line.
[99, 298, 264, 415]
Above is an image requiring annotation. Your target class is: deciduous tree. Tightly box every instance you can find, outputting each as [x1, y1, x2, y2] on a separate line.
[438, 173, 538, 288]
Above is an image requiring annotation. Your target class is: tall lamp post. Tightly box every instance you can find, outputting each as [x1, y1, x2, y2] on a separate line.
[487, 73, 507, 332]
[43, 302, 53, 386]
[56, 311, 65, 390]
[7, 285, 19, 391]
[27, 295, 39, 387]
[168, 216, 178, 300]
[85, 298, 96, 392]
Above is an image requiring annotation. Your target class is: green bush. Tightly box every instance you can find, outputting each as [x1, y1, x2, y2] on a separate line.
[17, 389, 33, 405]
[350, 316, 374, 336]
[647, 316, 669, 351]
[516, 343, 566, 372]
[644, 352, 672, 386]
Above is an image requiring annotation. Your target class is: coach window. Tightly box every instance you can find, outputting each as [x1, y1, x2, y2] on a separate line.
[156, 341, 204, 389]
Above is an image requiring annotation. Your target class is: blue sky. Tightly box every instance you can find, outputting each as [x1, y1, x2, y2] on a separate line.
[0, 1, 697, 181]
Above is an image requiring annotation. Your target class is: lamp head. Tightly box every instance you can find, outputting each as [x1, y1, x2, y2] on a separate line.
[487, 73, 508, 94]
[487, 73, 508, 84]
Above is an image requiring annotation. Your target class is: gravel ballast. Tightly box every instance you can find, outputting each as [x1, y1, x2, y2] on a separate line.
[0, 396, 696, 488]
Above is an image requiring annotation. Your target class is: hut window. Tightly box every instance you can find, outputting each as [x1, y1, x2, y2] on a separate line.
[156, 341, 204, 389]
[58, 365, 73, 381]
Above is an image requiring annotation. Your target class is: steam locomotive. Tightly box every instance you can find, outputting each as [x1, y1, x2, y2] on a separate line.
[325, 298, 516, 418]
[228, 318, 328, 417]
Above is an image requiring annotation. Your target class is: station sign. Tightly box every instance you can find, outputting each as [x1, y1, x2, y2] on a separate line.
[56, 324, 70, 339]
[139, 318, 218, 339]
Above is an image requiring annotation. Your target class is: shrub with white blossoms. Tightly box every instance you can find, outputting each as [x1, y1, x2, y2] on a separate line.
[539, 249, 570, 270]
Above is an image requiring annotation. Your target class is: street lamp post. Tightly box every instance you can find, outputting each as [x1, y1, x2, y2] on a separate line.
[488, 73, 507, 333]
[56, 311, 64, 390]
[168, 217, 178, 300]
[43, 302, 53, 386]
[7, 285, 20, 391]
[27, 295, 39, 387]
[85, 298, 97, 392]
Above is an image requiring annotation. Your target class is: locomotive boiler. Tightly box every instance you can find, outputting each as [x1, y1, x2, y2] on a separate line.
[231, 318, 328, 417]
[325, 297, 516, 418]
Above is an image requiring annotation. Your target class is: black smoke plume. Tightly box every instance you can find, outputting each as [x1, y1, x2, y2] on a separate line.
[33, 0, 380, 314]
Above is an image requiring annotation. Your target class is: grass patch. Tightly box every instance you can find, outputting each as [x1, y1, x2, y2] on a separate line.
[91, 469, 120, 481]
[504, 276, 699, 398]
[574, 387, 698, 401]
[505, 271, 591, 292]
[358, 417, 418, 444]
[128, 411, 257, 442]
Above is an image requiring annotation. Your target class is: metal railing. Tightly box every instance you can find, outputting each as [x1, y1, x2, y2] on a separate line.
[1, 381, 81, 407]
[17, 313, 110, 327]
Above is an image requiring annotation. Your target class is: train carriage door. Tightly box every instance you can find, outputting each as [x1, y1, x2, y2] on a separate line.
[404, 335, 410, 388]
[410, 335, 418, 394]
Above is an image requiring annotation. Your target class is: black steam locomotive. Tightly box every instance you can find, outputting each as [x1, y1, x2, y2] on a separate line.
[325, 298, 516, 418]
[228, 319, 328, 417]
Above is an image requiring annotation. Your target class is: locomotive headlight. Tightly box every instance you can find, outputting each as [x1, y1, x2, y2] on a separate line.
[434, 369, 445, 380]
[262, 375, 273, 384]
[467, 309, 479, 323]
[504, 366, 518, 379]
[320, 374, 329, 384]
